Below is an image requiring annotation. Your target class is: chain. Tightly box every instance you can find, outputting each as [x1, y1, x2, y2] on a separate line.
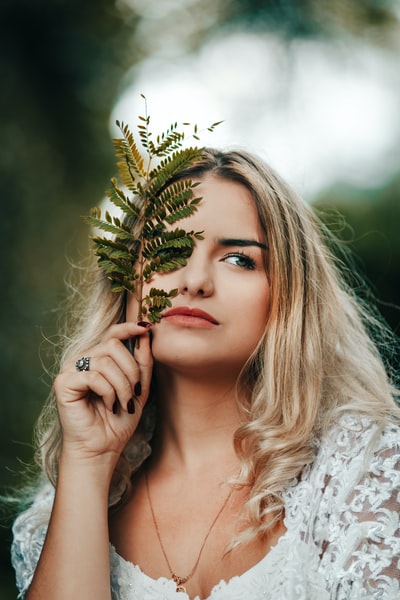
[145, 472, 232, 593]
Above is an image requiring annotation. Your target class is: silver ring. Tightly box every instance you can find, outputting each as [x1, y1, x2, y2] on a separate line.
[75, 356, 90, 372]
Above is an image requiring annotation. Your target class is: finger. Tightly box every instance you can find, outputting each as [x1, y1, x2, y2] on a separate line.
[102, 321, 152, 344]
[68, 338, 140, 403]
[54, 371, 117, 412]
[95, 322, 153, 411]
[91, 336, 148, 412]
[68, 322, 153, 413]
[88, 354, 139, 411]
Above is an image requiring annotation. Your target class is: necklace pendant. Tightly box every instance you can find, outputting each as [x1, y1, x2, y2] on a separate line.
[173, 575, 188, 593]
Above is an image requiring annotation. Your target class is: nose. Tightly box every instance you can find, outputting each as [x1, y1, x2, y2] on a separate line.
[178, 248, 214, 298]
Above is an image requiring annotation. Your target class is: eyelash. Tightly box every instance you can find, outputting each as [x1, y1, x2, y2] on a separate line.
[223, 252, 256, 270]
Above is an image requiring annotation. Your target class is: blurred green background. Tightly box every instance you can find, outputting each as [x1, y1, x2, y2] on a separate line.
[1, 1, 399, 597]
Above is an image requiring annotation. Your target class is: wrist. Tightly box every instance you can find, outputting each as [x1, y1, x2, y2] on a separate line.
[58, 449, 119, 493]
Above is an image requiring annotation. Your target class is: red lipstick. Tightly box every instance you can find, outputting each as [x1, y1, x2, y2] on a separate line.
[162, 306, 219, 327]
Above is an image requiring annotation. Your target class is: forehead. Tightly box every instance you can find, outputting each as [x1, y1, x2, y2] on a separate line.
[184, 175, 262, 237]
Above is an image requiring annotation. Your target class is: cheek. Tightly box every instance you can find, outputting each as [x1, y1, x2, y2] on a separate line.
[249, 276, 270, 314]
[230, 279, 270, 348]
[249, 281, 271, 335]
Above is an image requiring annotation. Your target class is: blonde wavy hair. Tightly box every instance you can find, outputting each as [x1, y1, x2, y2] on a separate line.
[35, 148, 399, 540]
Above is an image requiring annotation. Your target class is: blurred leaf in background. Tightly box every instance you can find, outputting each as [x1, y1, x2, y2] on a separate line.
[1, 0, 399, 598]
[315, 174, 400, 364]
[0, 0, 140, 595]
[226, 0, 399, 40]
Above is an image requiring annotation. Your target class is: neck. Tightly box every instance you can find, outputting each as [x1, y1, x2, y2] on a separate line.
[150, 365, 242, 475]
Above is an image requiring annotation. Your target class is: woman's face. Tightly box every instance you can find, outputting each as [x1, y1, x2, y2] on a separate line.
[127, 175, 270, 378]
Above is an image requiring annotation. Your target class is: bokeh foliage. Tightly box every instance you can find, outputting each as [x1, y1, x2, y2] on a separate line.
[0, 0, 140, 595]
[314, 174, 400, 375]
[1, 0, 399, 597]
[227, 0, 399, 39]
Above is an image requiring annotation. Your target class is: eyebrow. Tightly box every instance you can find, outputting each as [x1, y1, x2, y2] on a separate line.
[218, 238, 268, 251]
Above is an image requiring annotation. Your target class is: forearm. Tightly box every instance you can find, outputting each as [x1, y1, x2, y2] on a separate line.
[23, 322, 152, 598]
[26, 458, 114, 600]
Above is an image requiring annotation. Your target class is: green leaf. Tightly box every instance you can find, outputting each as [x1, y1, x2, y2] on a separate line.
[84, 216, 137, 241]
[106, 179, 141, 220]
[84, 96, 221, 321]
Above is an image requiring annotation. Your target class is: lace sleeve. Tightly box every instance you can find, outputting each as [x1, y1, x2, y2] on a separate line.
[11, 481, 54, 598]
[320, 420, 400, 599]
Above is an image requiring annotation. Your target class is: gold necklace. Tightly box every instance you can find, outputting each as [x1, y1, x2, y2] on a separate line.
[145, 472, 232, 593]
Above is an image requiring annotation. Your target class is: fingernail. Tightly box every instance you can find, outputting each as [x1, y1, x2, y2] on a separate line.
[134, 381, 142, 396]
[137, 321, 152, 328]
[112, 401, 118, 415]
[127, 399, 135, 414]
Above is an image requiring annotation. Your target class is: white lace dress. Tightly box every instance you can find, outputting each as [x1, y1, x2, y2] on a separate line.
[11, 415, 400, 599]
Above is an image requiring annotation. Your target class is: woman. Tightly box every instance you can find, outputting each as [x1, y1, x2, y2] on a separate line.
[12, 149, 400, 599]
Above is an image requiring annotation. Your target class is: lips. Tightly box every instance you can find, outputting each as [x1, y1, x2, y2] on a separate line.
[162, 306, 219, 325]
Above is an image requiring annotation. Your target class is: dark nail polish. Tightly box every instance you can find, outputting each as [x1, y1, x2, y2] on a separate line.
[134, 381, 142, 397]
[112, 401, 118, 414]
[137, 321, 152, 328]
[127, 398, 135, 414]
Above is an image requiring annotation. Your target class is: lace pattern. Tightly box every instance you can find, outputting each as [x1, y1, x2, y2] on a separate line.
[11, 415, 400, 599]
[11, 483, 54, 598]
[109, 537, 329, 600]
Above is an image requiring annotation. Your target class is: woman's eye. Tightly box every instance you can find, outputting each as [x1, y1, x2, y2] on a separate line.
[224, 253, 256, 270]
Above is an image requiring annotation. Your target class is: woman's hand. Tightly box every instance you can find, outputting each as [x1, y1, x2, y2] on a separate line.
[54, 321, 152, 472]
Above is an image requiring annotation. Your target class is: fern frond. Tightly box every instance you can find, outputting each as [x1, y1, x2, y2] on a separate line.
[156, 180, 201, 224]
[106, 179, 141, 220]
[142, 228, 196, 259]
[95, 259, 137, 294]
[96, 244, 137, 263]
[85, 214, 137, 241]
[85, 97, 221, 322]
[147, 147, 203, 201]
[153, 123, 185, 157]
[137, 113, 152, 152]
[143, 255, 189, 281]
[114, 121, 146, 189]
[143, 287, 178, 323]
